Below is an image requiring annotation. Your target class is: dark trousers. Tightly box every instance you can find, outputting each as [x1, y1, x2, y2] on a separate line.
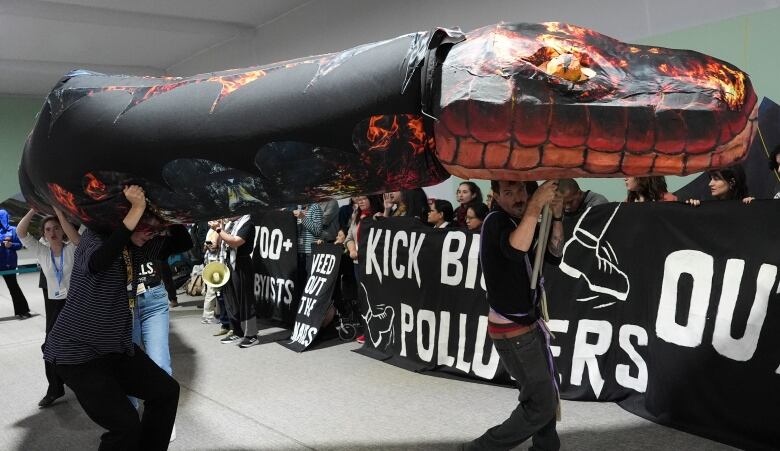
[217, 292, 229, 328]
[55, 345, 180, 451]
[42, 294, 66, 397]
[467, 328, 560, 451]
[3, 273, 30, 315]
[222, 257, 257, 337]
[222, 279, 243, 336]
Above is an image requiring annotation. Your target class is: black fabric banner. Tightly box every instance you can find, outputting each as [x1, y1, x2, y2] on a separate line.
[282, 243, 342, 352]
[355, 217, 508, 381]
[252, 211, 300, 324]
[355, 206, 780, 450]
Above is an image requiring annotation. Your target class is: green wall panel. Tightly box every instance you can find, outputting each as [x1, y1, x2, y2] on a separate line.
[0, 96, 43, 202]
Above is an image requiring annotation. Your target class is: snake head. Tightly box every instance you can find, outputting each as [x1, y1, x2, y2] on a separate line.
[433, 22, 758, 181]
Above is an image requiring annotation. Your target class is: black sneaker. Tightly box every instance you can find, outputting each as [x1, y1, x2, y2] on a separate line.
[220, 334, 240, 344]
[38, 392, 64, 408]
[238, 336, 259, 348]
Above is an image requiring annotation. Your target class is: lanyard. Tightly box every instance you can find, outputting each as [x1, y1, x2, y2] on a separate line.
[121, 247, 135, 309]
[50, 249, 64, 289]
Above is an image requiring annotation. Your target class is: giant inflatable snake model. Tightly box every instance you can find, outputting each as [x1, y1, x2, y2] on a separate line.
[19, 22, 757, 229]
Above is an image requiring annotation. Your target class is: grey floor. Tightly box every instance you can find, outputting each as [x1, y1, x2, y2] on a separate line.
[0, 270, 737, 451]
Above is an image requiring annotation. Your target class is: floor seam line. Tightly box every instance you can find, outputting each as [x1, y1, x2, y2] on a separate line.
[178, 382, 316, 450]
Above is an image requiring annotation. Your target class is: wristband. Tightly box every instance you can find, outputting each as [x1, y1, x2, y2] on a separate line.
[552, 216, 563, 222]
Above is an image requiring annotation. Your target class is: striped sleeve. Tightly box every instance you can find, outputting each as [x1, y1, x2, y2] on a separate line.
[301, 203, 323, 237]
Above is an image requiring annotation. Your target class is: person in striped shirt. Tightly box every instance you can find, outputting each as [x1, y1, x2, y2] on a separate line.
[43, 186, 179, 450]
[294, 202, 323, 276]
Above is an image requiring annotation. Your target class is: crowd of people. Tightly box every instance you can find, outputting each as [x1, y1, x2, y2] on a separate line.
[2, 151, 778, 450]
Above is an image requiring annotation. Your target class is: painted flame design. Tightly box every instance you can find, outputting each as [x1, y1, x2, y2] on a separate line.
[48, 183, 89, 221]
[451, 22, 748, 111]
[366, 115, 400, 151]
[658, 62, 746, 109]
[83, 172, 109, 201]
[207, 69, 267, 111]
[406, 116, 433, 155]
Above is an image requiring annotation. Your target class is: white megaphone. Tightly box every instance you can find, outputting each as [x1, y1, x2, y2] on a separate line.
[202, 262, 230, 289]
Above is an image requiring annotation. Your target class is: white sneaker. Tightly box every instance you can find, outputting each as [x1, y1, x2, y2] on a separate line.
[169, 423, 176, 442]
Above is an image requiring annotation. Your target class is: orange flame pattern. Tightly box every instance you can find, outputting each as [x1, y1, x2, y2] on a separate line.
[366, 115, 400, 150]
[364, 114, 434, 155]
[83, 172, 109, 200]
[448, 22, 747, 110]
[658, 62, 746, 109]
[406, 116, 433, 155]
[48, 183, 89, 221]
[207, 69, 267, 111]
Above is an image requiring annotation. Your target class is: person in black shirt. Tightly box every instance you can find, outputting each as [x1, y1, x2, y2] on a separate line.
[465, 179, 564, 451]
[210, 215, 259, 348]
[128, 217, 192, 443]
[44, 186, 179, 451]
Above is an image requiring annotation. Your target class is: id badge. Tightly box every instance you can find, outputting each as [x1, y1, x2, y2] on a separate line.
[136, 282, 146, 295]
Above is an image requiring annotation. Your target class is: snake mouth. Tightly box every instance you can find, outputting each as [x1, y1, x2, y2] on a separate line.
[434, 92, 758, 181]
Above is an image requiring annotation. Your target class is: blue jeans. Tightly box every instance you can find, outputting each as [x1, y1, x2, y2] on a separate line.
[132, 284, 172, 376]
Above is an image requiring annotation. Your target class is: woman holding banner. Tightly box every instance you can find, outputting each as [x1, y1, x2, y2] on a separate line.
[344, 195, 382, 344]
[685, 164, 753, 205]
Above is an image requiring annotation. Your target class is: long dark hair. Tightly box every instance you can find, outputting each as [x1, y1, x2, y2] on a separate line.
[468, 202, 489, 221]
[769, 145, 780, 171]
[708, 165, 748, 200]
[358, 194, 385, 220]
[458, 181, 483, 205]
[401, 188, 429, 220]
[627, 176, 670, 202]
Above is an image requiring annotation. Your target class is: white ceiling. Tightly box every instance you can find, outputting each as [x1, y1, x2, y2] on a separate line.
[0, 0, 312, 96]
[1, 0, 779, 97]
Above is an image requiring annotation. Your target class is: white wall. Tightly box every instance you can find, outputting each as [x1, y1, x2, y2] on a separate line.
[169, 0, 776, 75]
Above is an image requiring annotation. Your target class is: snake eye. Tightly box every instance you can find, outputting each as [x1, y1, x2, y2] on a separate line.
[543, 53, 595, 82]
